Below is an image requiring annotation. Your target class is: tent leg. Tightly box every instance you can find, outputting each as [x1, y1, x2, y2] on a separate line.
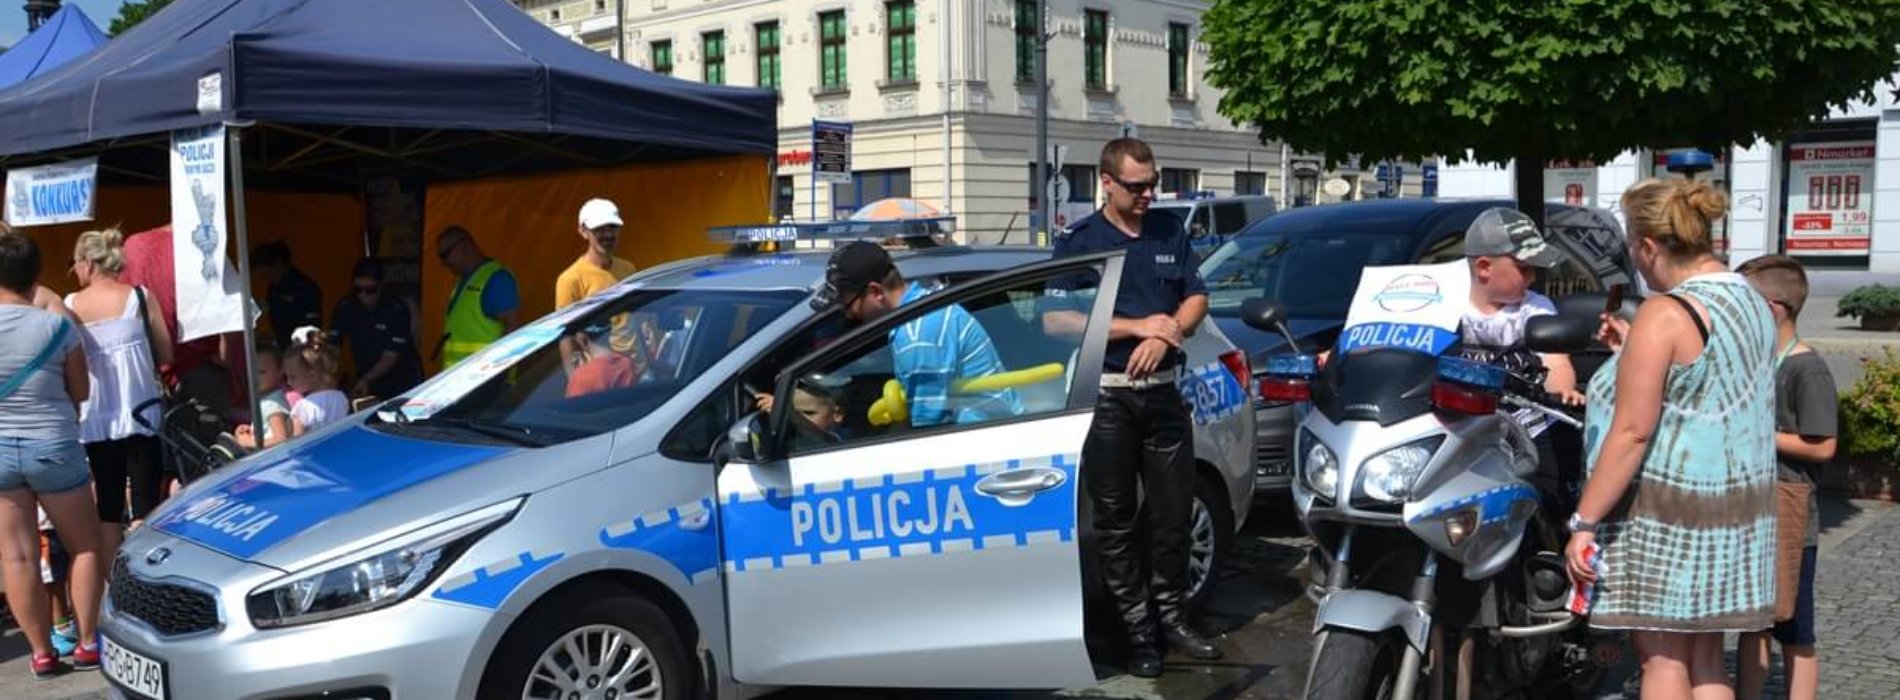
[228, 126, 265, 442]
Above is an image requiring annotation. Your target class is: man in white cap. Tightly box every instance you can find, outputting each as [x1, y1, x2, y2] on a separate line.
[556, 198, 637, 309]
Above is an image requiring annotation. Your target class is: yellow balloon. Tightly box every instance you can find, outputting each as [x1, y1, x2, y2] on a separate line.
[953, 363, 1064, 394]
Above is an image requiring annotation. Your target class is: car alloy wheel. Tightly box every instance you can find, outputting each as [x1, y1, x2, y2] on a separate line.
[1187, 497, 1216, 599]
[523, 623, 665, 700]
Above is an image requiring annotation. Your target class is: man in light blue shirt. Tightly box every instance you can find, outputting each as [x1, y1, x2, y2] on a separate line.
[811, 242, 1021, 426]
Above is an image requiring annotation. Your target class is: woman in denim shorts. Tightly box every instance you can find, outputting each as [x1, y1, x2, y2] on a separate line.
[0, 227, 106, 678]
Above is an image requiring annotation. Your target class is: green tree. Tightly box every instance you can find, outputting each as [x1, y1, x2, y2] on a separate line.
[1202, 1, 1900, 220]
[109, 0, 174, 36]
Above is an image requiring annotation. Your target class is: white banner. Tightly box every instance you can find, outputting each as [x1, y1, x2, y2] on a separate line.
[1338, 261, 1471, 356]
[171, 125, 245, 342]
[5, 157, 98, 227]
[1784, 141, 1875, 256]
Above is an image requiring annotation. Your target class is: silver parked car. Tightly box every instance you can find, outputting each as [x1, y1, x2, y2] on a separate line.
[99, 222, 1255, 700]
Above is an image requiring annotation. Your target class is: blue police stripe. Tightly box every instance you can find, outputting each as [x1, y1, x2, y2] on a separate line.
[1180, 361, 1248, 426]
[1408, 483, 1539, 526]
[719, 454, 1078, 572]
[598, 498, 721, 585]
[148, 426, 507, 560]
[432, 550, 566, 609]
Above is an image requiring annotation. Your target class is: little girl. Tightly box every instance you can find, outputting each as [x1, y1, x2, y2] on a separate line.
[231, 345, 292, 451]
[283, 328, 349, 436]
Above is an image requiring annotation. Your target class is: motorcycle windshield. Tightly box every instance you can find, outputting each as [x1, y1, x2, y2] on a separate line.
[1319, 260, 1471, 425]
[1314, 347, 1439, 426]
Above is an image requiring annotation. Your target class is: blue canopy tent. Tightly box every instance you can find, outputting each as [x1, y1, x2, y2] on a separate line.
[0, 4, 108, 89]
[0, 0, 777, 433]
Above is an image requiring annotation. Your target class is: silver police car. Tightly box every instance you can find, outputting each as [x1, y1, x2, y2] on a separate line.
[99, 223, 1255, 699]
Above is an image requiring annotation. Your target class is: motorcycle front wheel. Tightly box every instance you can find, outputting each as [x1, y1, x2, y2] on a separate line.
[1305, 629, 1403, 700]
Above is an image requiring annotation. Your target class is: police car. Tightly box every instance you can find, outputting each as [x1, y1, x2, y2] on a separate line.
[98, 219, 1256, 699]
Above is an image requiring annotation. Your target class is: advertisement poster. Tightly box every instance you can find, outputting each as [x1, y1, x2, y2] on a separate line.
[1544, 160, 1598, 207]
[1337, 261, 1471, 355]
[1652, 152, 1729, 252]
[4, 157, 97, 227]
[1784, 142, 1875, 255]
[170, 125, 247, 343]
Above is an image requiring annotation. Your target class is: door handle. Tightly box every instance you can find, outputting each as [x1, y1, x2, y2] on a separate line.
[974, 467, 1068, 507]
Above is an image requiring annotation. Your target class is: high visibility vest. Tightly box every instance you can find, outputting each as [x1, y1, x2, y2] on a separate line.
[443, 260, 506, 367]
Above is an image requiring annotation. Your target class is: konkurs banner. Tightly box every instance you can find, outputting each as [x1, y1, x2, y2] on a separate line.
[1785, 142, 1875, 256]
[1337, 260, 1472, 355]
[4, 157, 98, 227]
[170, 125, 246, 342]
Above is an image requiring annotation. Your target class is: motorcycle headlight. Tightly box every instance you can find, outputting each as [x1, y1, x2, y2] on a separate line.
[247, 499, 519, 629]
[1355, 437, 1445, 504]
[1301, 432, 1339, 500]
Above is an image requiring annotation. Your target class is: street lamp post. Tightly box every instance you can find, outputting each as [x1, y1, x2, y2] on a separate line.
[1033, 0, 1050, 244]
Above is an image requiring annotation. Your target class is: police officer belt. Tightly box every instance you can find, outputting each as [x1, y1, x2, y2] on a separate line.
[1099, 368, 1179, 389]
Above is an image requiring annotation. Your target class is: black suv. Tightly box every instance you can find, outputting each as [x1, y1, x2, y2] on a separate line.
[1196, 199, 1637, 498]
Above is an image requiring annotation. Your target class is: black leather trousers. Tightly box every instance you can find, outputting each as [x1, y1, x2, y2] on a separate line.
[1084, 383, 1196, 638]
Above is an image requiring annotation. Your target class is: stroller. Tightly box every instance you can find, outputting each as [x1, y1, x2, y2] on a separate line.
[132, 397, 241, 486]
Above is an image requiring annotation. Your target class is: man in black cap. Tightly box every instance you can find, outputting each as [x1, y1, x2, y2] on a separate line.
[1046, 137, 1216, 677]
[794, 241, 1020, 427]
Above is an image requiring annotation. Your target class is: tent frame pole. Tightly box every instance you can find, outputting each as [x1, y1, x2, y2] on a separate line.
[228, 126, 265, 443]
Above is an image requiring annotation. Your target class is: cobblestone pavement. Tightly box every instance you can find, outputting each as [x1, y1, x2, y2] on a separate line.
[1805, 498, 1900, 700]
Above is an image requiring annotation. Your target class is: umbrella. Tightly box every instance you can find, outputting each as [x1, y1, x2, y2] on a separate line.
[849, 197, 942, 221]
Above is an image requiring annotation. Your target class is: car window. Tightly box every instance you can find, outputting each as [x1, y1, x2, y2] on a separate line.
[780, 268, 1105, 456]
[1192, 205, 1214, 236]
[1199, 232, 1412, 318]
[1213, 202, 1250, 235]
[1417, 234, 1463, 264]
[388, 288, 805, 445]
[663, 312, 855, 461]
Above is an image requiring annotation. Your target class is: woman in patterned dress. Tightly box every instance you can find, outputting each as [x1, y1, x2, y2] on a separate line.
[1567, 178, 1777, 699]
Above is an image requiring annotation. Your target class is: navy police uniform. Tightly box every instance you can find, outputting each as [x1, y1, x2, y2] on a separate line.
[1049, 209, 1213, 661]
[329, 296, 423, 400]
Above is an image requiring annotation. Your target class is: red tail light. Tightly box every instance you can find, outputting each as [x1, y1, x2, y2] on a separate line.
[1218, 350, 1251, 390]
[1259, 376, 1311, 402]
[1431, 381, 1499, 415]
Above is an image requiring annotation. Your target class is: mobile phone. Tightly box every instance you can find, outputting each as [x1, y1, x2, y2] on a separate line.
[1604, 283, 1626, 316]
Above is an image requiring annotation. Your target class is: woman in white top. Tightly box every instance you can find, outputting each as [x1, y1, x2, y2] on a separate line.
[65, 229, 172, 561]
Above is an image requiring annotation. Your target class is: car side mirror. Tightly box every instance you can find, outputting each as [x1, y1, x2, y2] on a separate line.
[1525, 314, 1597, 355]
[719, 412, 770, 464]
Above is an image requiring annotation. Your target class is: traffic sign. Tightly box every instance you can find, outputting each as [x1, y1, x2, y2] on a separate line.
[812, 120, 853, 184]
[1047, 174, 1072, 206]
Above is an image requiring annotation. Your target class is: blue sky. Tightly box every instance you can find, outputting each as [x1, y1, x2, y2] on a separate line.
[0, 0, 125, 47]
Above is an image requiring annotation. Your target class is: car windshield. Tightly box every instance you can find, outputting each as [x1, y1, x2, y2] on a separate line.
[377, 287, 806, 445]
[1198, 231, 1414, 317]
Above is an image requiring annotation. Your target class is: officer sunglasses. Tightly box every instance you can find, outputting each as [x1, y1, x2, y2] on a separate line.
[1108, 174, 1161, 195]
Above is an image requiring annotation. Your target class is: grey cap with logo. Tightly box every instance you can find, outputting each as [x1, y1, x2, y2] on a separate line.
[1464, 207, 1567, 268]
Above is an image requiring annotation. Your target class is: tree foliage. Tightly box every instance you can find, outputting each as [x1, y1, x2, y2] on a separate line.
[1202, 0, 1900, 168]
[109, 0, 174, 36]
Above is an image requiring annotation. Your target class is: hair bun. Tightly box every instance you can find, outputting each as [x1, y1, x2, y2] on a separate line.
[100, 228, 125, 250]
[1683, 181, 1727, 221]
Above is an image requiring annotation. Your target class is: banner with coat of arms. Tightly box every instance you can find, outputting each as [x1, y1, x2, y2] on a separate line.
[171, 125, 247, 343]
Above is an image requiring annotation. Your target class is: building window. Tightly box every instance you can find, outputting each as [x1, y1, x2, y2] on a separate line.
[1084, 10, 1108, 91]
[819, 10, 848, 91]
[755, 21, 781, 90]
[1235, 170, 1266, 195]
[702, 31, 725, 85]
[1167, 23, 1190, 97]
[651, 40, 673, 76]
[886, 1, 917, 83]
[774, 175, 796, 222]
[832, 169, 912, 219]
[1014, 1, 1038, 83]
[595, 0, 606, 11]
[1027, 164, 1099, 205]
[1161, 168, 1198, 194]
[550, 8, 561, 21]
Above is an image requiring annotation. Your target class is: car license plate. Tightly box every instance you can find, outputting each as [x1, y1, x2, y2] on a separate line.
[102, 635, 167, 700]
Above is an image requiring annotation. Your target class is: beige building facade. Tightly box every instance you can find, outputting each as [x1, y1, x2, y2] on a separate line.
[518, 0, 1416, 241]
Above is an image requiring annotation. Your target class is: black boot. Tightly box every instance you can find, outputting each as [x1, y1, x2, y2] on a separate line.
[1163, 618, 1222, 661]
[1126, 631, 1163, 678]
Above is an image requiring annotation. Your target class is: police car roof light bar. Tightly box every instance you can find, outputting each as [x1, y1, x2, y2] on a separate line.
[708, 217, 958, 249]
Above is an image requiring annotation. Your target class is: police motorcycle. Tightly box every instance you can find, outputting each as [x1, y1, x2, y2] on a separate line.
[1244, 273, 1611, 699]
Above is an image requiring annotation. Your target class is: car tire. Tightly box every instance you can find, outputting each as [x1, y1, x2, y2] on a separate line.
[478, 582, 692, 700]
[1186, 475, 1236, 610]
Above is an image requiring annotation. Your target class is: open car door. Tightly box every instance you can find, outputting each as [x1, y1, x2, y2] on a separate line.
[714, 251, 1125, 688]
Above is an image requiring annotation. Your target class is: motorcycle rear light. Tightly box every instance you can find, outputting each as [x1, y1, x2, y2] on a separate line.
[1432, 380, 1498, 415]
[1260, 376, 1311, 402]
[1218, 350, 1251, 389]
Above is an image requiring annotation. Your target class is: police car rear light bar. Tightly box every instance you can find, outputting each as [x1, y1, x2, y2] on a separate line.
[708, 217, 957, 246]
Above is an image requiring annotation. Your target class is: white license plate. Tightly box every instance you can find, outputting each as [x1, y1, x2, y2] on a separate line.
[102, 635, 166, 700]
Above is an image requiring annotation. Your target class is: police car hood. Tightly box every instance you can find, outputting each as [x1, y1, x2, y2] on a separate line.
[144, 421, 548, 569]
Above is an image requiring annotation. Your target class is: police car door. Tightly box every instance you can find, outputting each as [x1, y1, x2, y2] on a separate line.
[716, 251, 1124, 688]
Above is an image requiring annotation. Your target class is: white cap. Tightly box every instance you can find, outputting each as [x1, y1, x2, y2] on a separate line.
[578, 198, 623, 230]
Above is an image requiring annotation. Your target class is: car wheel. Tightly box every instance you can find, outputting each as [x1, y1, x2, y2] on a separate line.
[479, 582, 691, 700]
[1186, 476, 1236, 609]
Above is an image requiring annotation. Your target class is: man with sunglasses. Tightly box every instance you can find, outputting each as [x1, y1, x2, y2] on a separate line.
[435, 225, 520, 368]
[1045, 138, 1216, 677]
[328, 258, 421, 400]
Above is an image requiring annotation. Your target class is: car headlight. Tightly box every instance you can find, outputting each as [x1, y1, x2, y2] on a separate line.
[1301, 432, 1339, 500]
[247, 499, 520, 629]
[1356, 437, 1445, 504]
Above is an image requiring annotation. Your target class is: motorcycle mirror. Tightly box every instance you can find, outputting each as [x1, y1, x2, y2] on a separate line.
[1524, 313, 1597, 354]
[1241, 297, 1287, 332]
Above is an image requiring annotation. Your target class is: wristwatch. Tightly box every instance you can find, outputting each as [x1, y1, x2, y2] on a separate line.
[1567, 513, 1600, 534]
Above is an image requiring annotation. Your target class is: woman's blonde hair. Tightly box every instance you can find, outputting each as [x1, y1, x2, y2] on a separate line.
[74, 228, 128, 275]
[1619, 178, 1726, 258]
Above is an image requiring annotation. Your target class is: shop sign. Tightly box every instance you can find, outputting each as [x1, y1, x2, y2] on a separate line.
[1785, 142, 1874, 255]
[1544, 160, 1598, 207]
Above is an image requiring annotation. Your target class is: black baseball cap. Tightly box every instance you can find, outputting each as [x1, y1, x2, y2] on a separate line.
[812, 241, 896, 311]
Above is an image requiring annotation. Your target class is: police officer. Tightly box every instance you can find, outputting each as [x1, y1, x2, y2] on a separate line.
[1048, 138, 1217, 677]
[249, 241, 323, 351]
[435, 225, 520, 367]
[329, 259, 422, 400]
